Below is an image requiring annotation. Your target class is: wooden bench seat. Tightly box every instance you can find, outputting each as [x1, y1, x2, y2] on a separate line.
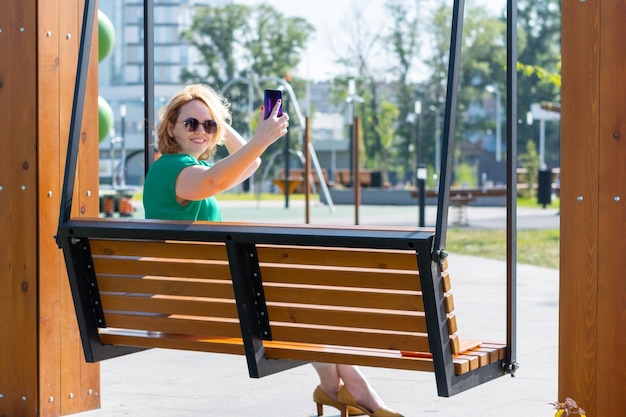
[57, 218, 508, 397]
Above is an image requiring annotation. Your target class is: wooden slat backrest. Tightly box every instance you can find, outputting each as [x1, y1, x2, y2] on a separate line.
[254, 244, 429, 353]
[91, 239, 237, 338]
[84, 236, 501, 377]
[88, 238, 431, 352]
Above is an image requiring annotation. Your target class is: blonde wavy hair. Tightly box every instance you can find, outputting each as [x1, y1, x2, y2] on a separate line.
[156, 84, 231, 161]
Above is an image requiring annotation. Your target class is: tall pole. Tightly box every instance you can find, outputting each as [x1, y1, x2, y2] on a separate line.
[353, 116, 361, 225]
[506, 0, 518, 376]
[283, 94, 290, 208]
[346, 78, 363, 205]
[414, 101, 425, 227]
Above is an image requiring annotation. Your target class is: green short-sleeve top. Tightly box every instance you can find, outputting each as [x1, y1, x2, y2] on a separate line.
[143, 153, 222, 221]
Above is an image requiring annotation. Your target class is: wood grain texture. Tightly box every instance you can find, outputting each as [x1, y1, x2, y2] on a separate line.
[560, 0, 599, 413]
[84, 236, 505, 378]
[596, 1, 626, 416]
[1, 1, 39, 416]
[0, 1, 16, 414]
[561, 0, 626, 416]
[37, 1, 63, 415]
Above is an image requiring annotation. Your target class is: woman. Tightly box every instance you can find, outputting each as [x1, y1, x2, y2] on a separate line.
[143, 84, 403, 417]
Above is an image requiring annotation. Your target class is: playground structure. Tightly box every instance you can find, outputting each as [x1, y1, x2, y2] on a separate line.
[1, 1, 625, 417]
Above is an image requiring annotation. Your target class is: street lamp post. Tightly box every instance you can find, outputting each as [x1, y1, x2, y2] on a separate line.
[486, 85, 502, 162]
[414, 100, 422, 183]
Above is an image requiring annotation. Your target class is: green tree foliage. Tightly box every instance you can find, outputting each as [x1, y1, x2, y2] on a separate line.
[245, 5, 314, 80]
[384, 0, 422, 178]
[180, 3, 314, 167]
[516, 0, 561, 167]
[421, 4, 508, 166]
[372, 100, 400, 180]
[180, 4, 250, 88]
[181, 4, 313, 88]
[180, 0, 562, 186]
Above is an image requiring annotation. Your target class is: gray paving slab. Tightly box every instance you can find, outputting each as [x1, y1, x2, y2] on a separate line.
[75, 199, 559, 417]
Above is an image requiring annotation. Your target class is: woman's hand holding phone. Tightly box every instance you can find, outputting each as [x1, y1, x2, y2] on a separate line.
[264, 89, 283, 119]
[253, 89, 288, 149]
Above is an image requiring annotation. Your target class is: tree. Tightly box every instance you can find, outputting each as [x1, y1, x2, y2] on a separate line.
[383, 0, 424, 182]
[329, 1, 425, 182]
[421, 4, 507, 174]
[245, 5, 314, 81]
[373, 100, 400, 181]
[180, 4, 251, 88]
[516, 0, 561, 167]
[180, 3, 314, 168]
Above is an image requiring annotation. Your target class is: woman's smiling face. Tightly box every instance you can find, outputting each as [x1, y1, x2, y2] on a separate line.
[167, 99, 216, 159]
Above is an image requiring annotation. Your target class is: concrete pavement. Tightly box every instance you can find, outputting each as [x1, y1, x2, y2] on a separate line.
[74, 199, 560, 417]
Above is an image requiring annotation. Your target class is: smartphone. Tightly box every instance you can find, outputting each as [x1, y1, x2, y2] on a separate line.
[264, 89, 283, 119]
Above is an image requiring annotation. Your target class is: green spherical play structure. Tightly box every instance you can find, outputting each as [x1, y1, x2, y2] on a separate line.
[98, 10, 115, 63]
[98, 95, 114, 143]
[98, 10, 115, 142]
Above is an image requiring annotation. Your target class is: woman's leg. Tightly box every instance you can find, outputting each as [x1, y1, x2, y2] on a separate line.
[335, 364, 384, 412]
[312, 363, 383, 412]
[312, 362, 341, 399]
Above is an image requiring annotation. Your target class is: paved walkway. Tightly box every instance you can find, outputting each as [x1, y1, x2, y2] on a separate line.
[75, 199, 560, 417]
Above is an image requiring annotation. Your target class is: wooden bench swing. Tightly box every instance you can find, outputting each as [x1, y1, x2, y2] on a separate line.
[56, 0, 519, 399]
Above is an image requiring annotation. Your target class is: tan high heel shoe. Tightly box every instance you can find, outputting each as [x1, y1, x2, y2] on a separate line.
[337, 386, 404, 417]
[313, 386, 365, 416]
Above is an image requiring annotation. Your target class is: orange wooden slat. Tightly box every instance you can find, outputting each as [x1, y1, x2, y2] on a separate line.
[257, 245, 419, 270]
[263, 284, 423, 311]
[454, 354, 479, 372]
[90, 239, 228, 261]
[444, 292, 454, 313]
[99, 331, 246, 356]
[100, 294, 239, 319]
[93, 257, 231, 279]
[270, 325, 430, 353]
[264, 343, 435, 372]
[480, 343, 507, 361]
[267, 304, 428, 333]
[104, 313, 242, 339]
[98, 276, 236, 299]
[447, 314, 458, 335]
[259, 264, 421, 291]
[441, 271, 452, 292]
[450, 334, 460, 355]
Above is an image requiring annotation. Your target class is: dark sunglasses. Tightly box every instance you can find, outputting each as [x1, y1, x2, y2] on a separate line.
[177, 118, 218, 134]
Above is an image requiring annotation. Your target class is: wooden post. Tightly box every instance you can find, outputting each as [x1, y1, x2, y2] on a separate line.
[560, 1, 626, 416]
[0, 1, 101, 416]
